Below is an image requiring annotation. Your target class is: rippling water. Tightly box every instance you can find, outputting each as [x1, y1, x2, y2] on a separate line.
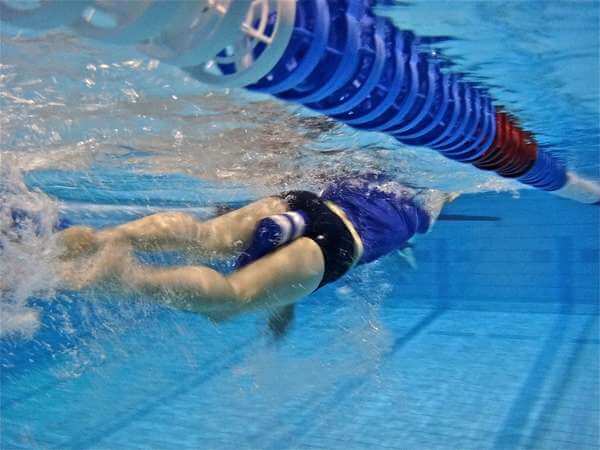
[4, 2, 597, 193]
[0, 1, 598, 331]
[0, 4, 599, 450]
[382, 1, 600, 177]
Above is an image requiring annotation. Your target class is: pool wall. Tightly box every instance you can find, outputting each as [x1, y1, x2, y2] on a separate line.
[398, 189, 599, 313]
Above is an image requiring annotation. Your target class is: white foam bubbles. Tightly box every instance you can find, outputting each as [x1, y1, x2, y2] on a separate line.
[0, 157, 62, 338]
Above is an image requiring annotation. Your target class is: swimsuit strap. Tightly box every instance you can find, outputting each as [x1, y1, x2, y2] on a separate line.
[235, 210, 308, 269]
[280, 190, 361, 289]
[323, 200, 364, 265]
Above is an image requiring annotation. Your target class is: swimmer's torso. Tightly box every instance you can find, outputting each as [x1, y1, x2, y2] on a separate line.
[319, 177, 431, 264]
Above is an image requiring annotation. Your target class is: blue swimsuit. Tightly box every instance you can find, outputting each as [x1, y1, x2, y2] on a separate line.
[320, 177, 431, 265]
[238, 176, 433, 289]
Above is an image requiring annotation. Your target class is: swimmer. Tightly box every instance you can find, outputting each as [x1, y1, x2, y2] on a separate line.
[58, 175, 458, 325]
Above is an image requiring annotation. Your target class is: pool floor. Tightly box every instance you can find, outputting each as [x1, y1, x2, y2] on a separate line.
[2, 300, 598, 450]
[1, 180, 599, 450]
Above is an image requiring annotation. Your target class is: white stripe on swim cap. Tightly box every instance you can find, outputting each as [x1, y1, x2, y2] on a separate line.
[269, 214, 292, 244]
[285, 211, 306, 239]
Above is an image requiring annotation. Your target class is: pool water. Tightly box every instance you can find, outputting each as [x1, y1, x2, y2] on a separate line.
[1, 1, 599, 449]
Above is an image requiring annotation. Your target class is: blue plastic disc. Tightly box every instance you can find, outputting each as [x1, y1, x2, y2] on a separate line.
[390, 58, 441, 137]
[250, 0, 330, 94]
[343, 24, 406, 127]
[292, 14, 362, 104]
[311, 15, 386, 115]
[400, 72, 452, 146]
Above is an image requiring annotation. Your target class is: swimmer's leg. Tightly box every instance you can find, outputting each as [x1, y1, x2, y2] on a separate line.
[93, 237, 325, 321]
[60, 226, 100, 259]
[59, 242, 130, 290]
[60, 197, 288, 258]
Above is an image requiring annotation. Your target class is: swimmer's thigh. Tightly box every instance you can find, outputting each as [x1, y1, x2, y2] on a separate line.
[196, 196, 289, 253]
[228, 237, 325, 313]
[108, 196, 289, 255]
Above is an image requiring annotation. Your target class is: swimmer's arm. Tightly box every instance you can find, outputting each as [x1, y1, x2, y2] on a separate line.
[123, 237, 325, 320]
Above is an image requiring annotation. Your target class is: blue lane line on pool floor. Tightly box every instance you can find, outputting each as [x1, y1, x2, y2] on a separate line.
[258, 305, 450, 450]
[252, 240, 454, 450]
[525, 313, 600, 448]
[58, 336, 257, 450]
[492, 237, 576, 450]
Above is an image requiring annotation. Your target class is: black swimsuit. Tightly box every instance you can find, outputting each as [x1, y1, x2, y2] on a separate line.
[279, 191, 357, 289]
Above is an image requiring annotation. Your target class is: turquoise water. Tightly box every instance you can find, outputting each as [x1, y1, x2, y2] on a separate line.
[1, 2, 599, 449]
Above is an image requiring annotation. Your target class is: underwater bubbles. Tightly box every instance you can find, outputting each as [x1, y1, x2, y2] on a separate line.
[0, 157, 61, 337]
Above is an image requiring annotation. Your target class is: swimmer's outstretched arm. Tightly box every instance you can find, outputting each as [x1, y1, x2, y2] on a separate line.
[61, 197, 288, 257]
[63, 237, 324, 321]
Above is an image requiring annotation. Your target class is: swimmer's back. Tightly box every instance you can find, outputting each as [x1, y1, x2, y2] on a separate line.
[320, 177, 431, 264]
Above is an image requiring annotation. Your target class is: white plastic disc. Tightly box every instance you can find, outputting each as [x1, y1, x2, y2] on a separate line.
[553, 172, 600, 204]
[188, 0, 296, 88]
[71, 0, 183, 44]
[138, 0, 248, 67]
[0, 0, 92, 30]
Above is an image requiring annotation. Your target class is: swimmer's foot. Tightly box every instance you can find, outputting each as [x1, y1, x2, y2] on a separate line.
[398, 247, 417, 270]
[58, 226, 100, 259]
[59, 242, 134, 290]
